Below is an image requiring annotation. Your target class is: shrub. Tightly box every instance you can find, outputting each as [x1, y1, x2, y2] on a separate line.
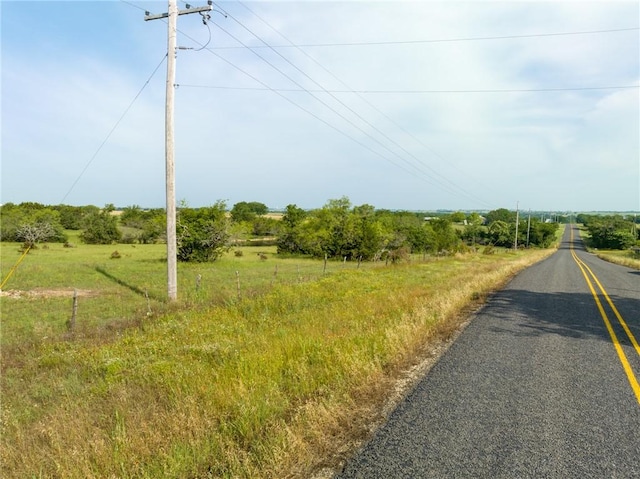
[176, 202, 230, 263]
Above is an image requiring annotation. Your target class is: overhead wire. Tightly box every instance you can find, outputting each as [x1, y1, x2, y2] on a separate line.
[179, 30, 428, 183]
[217, 2, 497, 207]
[174, 84, 640, 93]
[201, 3, 640, 209]
[202, 18, 468, 197]
[231, 3, 640, 209]
[60, 53, 167, 203]
[210, 26, 640, 49]
[206, 5, 496, 206]
[118, 0, 637, 209]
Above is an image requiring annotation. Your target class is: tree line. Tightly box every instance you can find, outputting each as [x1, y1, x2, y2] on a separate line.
[0, 199, 569, 262]
[577, 214, 639, 250]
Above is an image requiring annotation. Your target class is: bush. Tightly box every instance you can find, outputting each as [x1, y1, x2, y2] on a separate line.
[80, 205, 122, 245]
[176, 202, 230, 263]
[585, 216, 636, 250]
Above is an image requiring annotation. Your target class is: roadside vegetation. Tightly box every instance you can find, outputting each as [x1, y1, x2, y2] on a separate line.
[1, 199, 563, 477]
[577, 213, 640, 270]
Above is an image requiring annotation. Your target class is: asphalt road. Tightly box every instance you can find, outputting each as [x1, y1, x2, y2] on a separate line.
[337, 225, 640, 478]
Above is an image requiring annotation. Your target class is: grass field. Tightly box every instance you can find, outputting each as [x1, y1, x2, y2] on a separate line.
[1, 238, 556, 478]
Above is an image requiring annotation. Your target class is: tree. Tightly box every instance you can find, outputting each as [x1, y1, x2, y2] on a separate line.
[177, 201, 230, 262]
[585, 216, 636, 249]
[448, 211, 466, 223]
[278, 198, 390, 260]
[277, 204, 307, 255]
[462, 222, 484, 246]
[350, 203, 388, 260]
[486, 208, 515, 224]
[528, 221, 558, 248]
[230, 201, 268, 223]
[80, 204, 122, 244]
[118, 206, 166, 243]
[120, 205, 146, 229]
[16, 223, 57, 248]
[0, 203, 67, 244]
[52, 204, 97, 230]
[377, 211, 434, 255]
[251, 216, 280, 237]
[431, 217, 460, 253]
[281, 204, 306, 229]
[139, 212, 166, 244]
[487, 220, 511, 247]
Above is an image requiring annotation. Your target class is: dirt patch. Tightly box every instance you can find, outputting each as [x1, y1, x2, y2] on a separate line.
[0, 288, 95, 299]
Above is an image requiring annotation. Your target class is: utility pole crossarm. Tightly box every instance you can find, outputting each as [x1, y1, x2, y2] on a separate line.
[144, 5, 213, 21]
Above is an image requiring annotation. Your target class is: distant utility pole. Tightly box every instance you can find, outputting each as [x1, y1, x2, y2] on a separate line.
[145, 0, 212, 301]
[514, 201, 519, 250]
[526, 209, 531, 248]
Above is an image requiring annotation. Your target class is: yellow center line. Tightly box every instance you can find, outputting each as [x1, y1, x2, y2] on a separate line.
[569, 225, 640, 404]
[576, 258, 640, 357]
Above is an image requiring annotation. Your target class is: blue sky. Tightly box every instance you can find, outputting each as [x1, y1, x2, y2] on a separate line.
[2, 1, 639, 212]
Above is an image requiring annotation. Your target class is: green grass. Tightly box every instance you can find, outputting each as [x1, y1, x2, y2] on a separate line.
[1, 240, 555, 478]
[0, 240, 352, 348]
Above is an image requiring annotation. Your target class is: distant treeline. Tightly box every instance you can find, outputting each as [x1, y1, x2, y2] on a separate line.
[577, 213, 639, 250]
[0, 199, 569, 261]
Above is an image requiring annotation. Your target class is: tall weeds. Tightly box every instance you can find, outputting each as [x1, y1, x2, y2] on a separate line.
[1, 249, 553, 478]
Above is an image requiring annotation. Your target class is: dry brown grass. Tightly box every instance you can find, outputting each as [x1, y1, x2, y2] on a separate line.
[594, 250, 640, 270]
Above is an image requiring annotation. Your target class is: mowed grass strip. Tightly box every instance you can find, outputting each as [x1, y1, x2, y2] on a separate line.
[1, 247, 553, 478]
[593, 249, 640, 270]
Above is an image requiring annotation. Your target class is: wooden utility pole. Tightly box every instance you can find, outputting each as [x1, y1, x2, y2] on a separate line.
[514, 201, 519, 250]
[145, 0, 212, 301]
[526, 209, 531, 248]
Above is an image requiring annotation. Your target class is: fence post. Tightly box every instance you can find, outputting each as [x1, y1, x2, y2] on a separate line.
[236, 271, 241, 299]
[68, 289, 78, 331]
[323, 254, 328, 274]
[145, 290, 152, 316]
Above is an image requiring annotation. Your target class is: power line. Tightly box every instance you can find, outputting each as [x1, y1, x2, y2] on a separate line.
[234, 1, 499, 208]
[176, 84, 640, 94]
[209, 7, 493, 206]
[119, 0, 146, 12]
[206, 21, 443, 183]
[119, 1, 636, 209]
[173, 24, 472, 198]
[210, 26, 640, 50]
[60, 54, 167, 203]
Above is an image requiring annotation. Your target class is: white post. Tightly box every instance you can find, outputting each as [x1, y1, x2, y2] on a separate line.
[144, 1, 213, 301]
[165, 0, 178, 301]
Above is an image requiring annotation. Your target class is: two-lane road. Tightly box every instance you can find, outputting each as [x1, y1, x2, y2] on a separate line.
[338, 225, 640, 478]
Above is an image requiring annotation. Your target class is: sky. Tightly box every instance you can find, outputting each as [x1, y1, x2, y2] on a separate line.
[2, 0, 639, 212]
